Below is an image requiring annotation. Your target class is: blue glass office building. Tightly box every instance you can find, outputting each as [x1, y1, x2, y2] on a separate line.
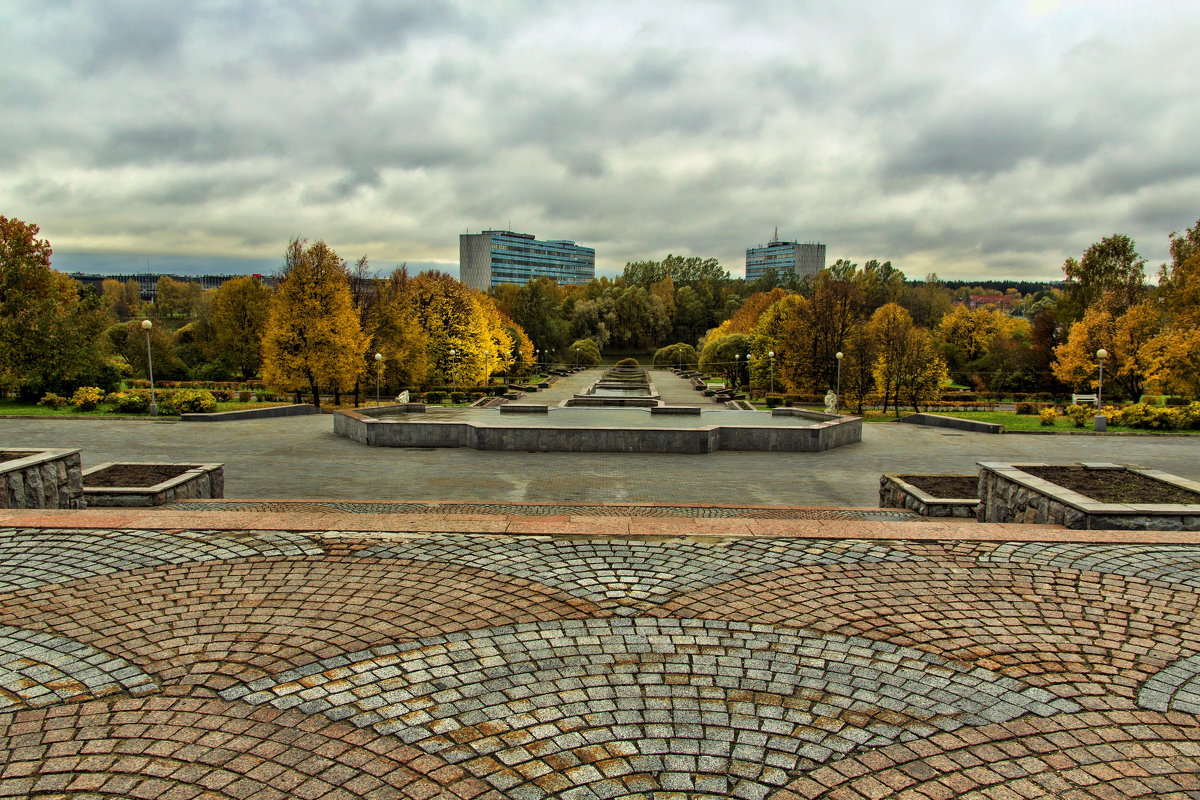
[460, 230, 595, 289]
[745, 237, 826, 281]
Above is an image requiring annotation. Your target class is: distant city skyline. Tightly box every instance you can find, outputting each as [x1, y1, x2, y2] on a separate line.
[3, 2, 1197, 281]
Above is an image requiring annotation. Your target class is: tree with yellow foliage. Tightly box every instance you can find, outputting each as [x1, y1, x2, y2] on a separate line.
[209, 275, 271, 379]
[409, 271, 513, 387]
[1051, 300, 1157, 400]
[261, 239, 368, 407]
[868, 303, 947, 414]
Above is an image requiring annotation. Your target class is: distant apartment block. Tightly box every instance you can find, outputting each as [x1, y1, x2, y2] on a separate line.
[68, 273, 273, 301]
[745, 234, 826, 281]
[459, 230, 595, 290]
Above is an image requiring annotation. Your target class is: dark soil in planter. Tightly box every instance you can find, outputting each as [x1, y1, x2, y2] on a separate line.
[86, 464, 196, 488]
[1020, 466, 1200, 504]
[0, 451, 37, 463]
[900, 475, 979, 499]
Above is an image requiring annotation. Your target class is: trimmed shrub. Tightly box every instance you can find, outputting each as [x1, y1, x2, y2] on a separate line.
[1039, 407, 1057, 426]
[70, 386, 105, 411]
[172, 389, 217, 414]
[449, 392, 466, 404]
[38, 392, 70, 409]
[765, 395, 784, 408]
[107, 391, 151, 414]
[1015, 402, 1038, 415]
[210, 389, 234, 402]
[425, 390, 446, 404]
[615, 357, 640, 367]
[468, 392, 484, 402]
[238, 390, 254, 402]
[1065, 404, 1092, 428]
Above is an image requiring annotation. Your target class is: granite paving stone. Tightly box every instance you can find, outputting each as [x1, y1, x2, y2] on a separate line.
[1, 522, 1198, 798]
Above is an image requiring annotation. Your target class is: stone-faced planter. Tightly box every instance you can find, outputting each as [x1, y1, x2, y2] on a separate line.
[978, 461, 1200, 530]
[879, 474, 979, 518]
[0, 448, 84, 509]
[83, 462, 224, 507]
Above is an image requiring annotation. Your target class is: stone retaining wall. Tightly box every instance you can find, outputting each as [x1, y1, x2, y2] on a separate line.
[0, 448, 84, 509]
[879, 474, 979, 518]
[978, 461, 1200, 530]
[83, 463, 225, 507]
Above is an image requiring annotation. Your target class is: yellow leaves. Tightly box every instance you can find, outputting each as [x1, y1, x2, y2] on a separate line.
[261, 239, 368, 400]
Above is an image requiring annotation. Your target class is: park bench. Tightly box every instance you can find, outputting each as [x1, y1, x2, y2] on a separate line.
[1072, 393, 1098, 407]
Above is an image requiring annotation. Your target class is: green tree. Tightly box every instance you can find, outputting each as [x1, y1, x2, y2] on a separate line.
[653, 343, 698, 370]
[209, 276, 272, 379]
[698, 333, 751, 387]
[0, 216, 114, 398]
[567, 338, 601, 365]
[261, 238, 369, 407]
[1060, 233, 1146, 320]
[154, 276, 200, 318]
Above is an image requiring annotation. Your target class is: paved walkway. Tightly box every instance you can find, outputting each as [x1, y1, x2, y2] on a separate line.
[2, 372, 1198, 505]
[2, 518, 1198, 798]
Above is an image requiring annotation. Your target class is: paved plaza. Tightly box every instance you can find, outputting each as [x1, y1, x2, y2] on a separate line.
[1, 519, 1199, 799]
[2, 371, 1199, 797]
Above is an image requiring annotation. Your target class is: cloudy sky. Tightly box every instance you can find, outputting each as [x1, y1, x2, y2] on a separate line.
[2, 0, 1198, 281]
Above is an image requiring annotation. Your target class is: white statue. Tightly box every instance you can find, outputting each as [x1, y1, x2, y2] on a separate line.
[396, 390, 410, 404]
[824, 389, 838, 413]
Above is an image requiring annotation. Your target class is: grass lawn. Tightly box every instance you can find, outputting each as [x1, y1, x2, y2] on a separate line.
[0, 399, 290, 417]
[921, 409, 1200, 435]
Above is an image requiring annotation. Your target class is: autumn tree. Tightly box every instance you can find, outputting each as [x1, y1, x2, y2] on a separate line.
[567, 338, 601, 365]
[868, 303, 947, 413]
[367, 267, 429, 389]
[1158, 221, 1200, 329]
[750, 294, 815, 394]
[837, 326, 879, 414]
[698, 333, 751, 387]
[155, 276, 201, 318]
[261, 239, 368, 407]
[209, 275, 271, 379]
[1060, 233, 1146, 320]
[0, 216, 114, 398]
[101, 278, 143, 318]
[408, 271, 512, 386]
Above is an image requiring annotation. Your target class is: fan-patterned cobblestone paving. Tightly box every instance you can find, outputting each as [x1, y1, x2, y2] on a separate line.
[2, 525, 1199, 799]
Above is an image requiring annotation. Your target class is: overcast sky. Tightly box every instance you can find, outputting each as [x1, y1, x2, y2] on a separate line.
[3, 0, 1198, 280]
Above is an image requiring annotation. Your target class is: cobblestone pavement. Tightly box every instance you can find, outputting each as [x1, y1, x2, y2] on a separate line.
[2, 525, 1199, 798]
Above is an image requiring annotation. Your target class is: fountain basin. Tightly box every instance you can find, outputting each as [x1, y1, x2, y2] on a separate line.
[335, 405, 861, 453]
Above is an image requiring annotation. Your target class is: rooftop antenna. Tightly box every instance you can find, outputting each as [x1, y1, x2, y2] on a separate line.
[772, 226, 779, 244]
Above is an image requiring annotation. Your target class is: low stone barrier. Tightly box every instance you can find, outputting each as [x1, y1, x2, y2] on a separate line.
[181, 404, 319, 422]
[879, 474, 979, 518]
[899, 413, 1002, 434]
[977, 461, 1200, 530]
[334, 408, 862, 453]
[83, 462, 224, 507]
[0, 448, 84, 509]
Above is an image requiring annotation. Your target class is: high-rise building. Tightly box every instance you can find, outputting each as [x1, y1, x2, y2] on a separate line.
[459, 230, 595, 290]
[745, 233, 826, 281]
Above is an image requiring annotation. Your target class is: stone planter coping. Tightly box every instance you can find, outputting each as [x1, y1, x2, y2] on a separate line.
[500, 405, 550, 414]
[83, 462, 224, 507]
[901, 413, 1003, 434]
[977, 461, 1200, 516]
[651, 406, 703, 415]
[0, 448, 80, 475]
[882, 474, 979, 507]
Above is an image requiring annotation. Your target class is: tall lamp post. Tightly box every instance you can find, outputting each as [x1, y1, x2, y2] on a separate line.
[733, 354, 740, 389]
[141, 319, 158, 416]
[835, 351, 844, 407]
[768, 350, 775, 394]
[1095, 348, 1108, 431]
[374, 353, 383, 404]
[448, 348, 456, 392]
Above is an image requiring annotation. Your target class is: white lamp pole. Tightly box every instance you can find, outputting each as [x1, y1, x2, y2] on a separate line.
[1095, 348, 1108, 431]
[374, 352, 383, 403]
[768, 350, 775, 394]
[835, 351, 844, 404]
[141, 319, 158, 416]
[448, 348, 456, 391]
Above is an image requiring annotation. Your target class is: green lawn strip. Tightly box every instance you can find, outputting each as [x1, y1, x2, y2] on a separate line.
[922, 409, 1200, 435]
[0, 399, 290, 417]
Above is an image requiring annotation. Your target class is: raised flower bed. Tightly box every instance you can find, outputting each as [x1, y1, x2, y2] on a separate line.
[83, 462, 224, 507]
[879, 474, 979, 518]
[0, 448, 85, 509]
[978, 462, 1200, 530]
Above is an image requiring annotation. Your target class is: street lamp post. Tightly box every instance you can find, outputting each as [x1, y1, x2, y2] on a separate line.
[835, 351, 844, 406]
[141, 319, 158, 416]
[768, 350, 775, 394]
[733, 354, 740, 389]
[374, 353, 383, 404]
[448, 348, 456, 392]
[1095, 348, 1108, 431]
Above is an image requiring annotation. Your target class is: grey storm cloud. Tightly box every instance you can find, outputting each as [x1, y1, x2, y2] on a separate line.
[1, 0, 1198, 279]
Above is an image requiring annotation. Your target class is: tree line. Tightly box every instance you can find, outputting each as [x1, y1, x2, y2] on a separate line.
[1, 213, 1197, 410]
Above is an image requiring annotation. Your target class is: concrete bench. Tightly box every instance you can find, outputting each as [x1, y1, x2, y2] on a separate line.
[1072, 394, 1098, 406]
